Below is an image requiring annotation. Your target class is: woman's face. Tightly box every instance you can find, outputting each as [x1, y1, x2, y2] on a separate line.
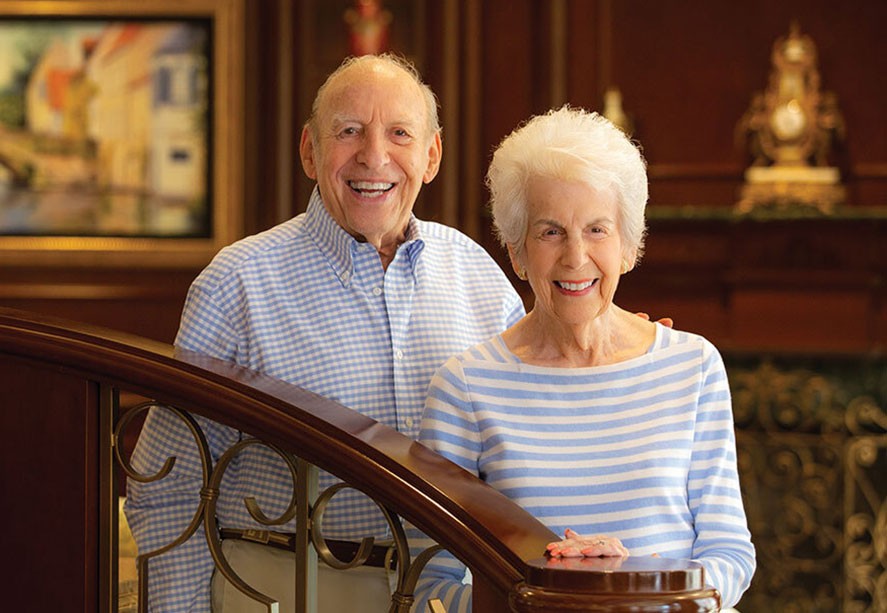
[514, 176, 626, 327]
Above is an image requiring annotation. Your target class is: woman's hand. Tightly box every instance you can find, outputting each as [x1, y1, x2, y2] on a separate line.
[544, 554, 626, 571]
[546, 528, 630, 558]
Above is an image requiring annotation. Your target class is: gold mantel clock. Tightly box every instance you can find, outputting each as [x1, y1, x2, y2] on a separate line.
[736, 22, 846, 213]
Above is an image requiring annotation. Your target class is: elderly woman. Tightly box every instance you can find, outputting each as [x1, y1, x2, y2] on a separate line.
[412, 106, 755, 611]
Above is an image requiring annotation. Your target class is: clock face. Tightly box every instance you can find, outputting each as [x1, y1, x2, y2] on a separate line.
[771, 99, 807, 141]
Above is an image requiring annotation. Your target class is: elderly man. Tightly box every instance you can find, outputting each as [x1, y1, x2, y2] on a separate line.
[125, 54, 524, 612]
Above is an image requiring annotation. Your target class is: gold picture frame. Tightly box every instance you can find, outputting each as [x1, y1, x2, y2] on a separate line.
[0, 0, 244, 268]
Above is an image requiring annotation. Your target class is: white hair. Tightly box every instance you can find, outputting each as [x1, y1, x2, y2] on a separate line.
[487, 105, 648, 264]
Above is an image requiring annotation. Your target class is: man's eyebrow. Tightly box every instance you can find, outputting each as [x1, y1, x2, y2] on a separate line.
[327, 115, 420, 129]
[329, 114, 359, 127]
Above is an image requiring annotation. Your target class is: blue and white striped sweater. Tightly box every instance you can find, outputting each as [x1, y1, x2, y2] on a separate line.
[413, 324, 755, 610]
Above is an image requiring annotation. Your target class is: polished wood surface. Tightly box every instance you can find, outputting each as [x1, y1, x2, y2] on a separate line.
[0, 307, 717, 611]
[617, 215, 887, 355]
[0, 354, 99, 611]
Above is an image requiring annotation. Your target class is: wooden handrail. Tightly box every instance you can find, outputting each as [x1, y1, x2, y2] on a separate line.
[0, 307, 719, 612]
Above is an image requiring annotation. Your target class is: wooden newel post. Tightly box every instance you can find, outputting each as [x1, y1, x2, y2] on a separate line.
[509, 556, 721, 612]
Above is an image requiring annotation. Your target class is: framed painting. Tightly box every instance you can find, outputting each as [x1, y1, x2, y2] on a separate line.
[0, 0, 244, 267]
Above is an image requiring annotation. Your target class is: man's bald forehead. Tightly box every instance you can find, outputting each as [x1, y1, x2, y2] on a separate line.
[307, 54, 441, 140]
[319, 58, 416, 106]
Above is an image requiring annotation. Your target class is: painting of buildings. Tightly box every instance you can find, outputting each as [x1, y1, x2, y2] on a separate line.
[0, 19, 210, 237]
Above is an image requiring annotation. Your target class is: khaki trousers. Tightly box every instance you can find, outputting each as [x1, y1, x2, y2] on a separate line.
[211, 539, 394, 612]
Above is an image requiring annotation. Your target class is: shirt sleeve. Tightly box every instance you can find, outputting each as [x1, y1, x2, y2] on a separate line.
[175, 281, 241, 360]
[124, 277, 242, 611]
[505, 291, 526, 329]
[406, 524, 472, 613]
[124, 406, 240, 611]
[687, 342, 756, 608]
[410, 358, 483, 611]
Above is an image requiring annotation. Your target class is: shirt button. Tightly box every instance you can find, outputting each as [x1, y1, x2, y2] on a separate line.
[372, 287, 382, 296]
[341, 271, 350, 282]
[394, 349, 404, 360]
[404, 417, 415, 429]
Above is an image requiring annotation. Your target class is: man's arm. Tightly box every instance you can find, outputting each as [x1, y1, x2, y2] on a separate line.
[125, 407, 239, 611]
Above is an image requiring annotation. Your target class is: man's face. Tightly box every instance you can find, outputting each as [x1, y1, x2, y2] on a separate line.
[300, 62, 442, 253]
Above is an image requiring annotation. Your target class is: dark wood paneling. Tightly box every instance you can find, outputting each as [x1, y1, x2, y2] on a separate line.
[561, 0, 887, 207]
[475, 0, 887, 356]
[618, 217, 886, 356]
[0, 267, 196, 343]
[5, 0, 885, 359]
[0, 355, 98, 611]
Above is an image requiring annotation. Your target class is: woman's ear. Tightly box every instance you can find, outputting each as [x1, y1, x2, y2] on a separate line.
[622, 246, 639, 273]
[507, 244, 527, 281]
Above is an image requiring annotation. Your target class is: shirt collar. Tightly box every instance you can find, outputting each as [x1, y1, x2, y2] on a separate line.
[305, 187, 426, 286]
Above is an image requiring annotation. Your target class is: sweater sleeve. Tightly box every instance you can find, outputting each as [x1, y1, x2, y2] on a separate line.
[687, 341, 756, 607]
[410, 357, 483, 612]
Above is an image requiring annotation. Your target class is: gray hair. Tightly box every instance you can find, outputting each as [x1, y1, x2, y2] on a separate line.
[487, 105, 648, 264]
[306, 53, 441, 142]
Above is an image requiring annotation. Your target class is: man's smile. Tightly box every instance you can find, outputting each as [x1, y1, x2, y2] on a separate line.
[348, 180, 395, 197]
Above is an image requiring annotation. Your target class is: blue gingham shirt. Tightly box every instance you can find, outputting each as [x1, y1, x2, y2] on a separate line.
[124, 188, 525, 612]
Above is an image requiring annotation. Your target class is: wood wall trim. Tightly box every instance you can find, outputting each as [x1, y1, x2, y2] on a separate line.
[0, 284, 185, 300]
[853, 163, 887, 178]
[439, 0, 460, 229]
[648, 163, 746, 179]
[274, 0, 295, 226]
[461, 0, 483, 240]
[548, 0, 568, 108]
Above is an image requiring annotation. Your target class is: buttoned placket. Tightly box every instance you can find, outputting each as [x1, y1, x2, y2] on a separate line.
[384, 244, 419, 437]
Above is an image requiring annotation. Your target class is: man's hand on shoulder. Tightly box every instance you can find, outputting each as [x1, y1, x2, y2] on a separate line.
[635, 312, 674, 328]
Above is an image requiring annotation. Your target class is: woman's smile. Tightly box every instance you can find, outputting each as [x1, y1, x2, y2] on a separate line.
[555, 279, 598, 294]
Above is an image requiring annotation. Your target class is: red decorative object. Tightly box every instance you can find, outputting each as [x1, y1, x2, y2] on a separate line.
[344, 0, 392, 56]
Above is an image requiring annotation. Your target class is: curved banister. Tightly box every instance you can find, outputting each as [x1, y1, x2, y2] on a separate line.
[0, 307, 719, 612]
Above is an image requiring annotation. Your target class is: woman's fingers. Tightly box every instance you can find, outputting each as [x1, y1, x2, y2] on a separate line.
[579, 538, 630, 557]
[546, 531, 629, 558]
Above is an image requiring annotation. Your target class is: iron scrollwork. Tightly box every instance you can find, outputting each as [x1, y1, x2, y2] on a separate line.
[114, 402, 448, 612]
[114, 402, 214, 612]
[729, 358, 886, 613]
